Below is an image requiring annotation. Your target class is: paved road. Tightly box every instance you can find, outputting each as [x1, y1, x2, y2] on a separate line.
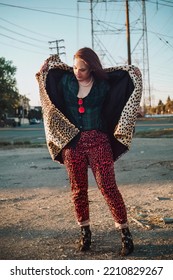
[0, 138, 173, 189]
[135, 118, 173, 132]
[0, 118, 173, 144]
[0, 123, 46, 144]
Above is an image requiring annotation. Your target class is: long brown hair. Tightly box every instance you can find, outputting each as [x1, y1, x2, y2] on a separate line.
[74, 47, 108, 80]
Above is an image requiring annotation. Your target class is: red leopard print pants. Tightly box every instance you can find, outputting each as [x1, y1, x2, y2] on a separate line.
[62, 130, 128, 229]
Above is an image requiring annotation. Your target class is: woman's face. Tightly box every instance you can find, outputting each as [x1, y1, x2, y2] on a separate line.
[73, 58, 91, 82]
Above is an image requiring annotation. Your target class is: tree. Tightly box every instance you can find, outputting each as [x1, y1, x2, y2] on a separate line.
[0, 57, 20, 118]
[144, 96, 173, 115]
[165, 96, 173, 114]
[156, 99, 165, 114]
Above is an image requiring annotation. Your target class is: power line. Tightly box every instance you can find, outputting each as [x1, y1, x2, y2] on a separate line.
[148, 29, 173, 39]
[0, 17, 56, 40]
[0, 33, 48, 50]
[147, 0, 173, 8]
[0, 40, 48, 55]
[157, 36, 173, 50]
[0, 2, 91, 21]
[0, 2, 144, 26]
[0, 24, 47, 43]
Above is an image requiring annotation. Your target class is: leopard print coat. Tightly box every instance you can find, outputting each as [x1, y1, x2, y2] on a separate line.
[36, 55, 142, 163]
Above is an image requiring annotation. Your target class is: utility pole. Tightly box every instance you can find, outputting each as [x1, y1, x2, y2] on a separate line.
[78, 0, 132, 65]
[125, 0, 131, 65]
[48, 39, 66, 56]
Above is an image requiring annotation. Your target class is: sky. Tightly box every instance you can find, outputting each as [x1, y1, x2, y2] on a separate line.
[0, 0, 173, 107]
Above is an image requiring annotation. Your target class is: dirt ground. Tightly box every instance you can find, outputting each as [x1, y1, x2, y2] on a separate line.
[0, 138, 173, 260]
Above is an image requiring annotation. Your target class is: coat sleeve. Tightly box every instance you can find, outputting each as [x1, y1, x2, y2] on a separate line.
[36, 56, 79, 164]
[103, 65, 142, 161]
[114, 66, 142, 148]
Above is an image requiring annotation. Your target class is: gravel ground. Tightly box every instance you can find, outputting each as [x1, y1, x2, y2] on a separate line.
[0, 138, 173, 260]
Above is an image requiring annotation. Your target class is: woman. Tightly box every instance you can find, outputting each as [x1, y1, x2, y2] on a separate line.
[36, 47, 142, 256]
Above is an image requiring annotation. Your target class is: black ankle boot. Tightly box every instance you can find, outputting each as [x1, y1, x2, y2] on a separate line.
[120, 228, 134, 256]
[79, 226, 91, 251]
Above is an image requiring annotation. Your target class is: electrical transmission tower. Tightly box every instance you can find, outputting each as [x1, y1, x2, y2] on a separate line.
[77, 0, 151, 108]
[77, 0, 119, 66]
[142, 0, 151, 108]
[77, 0, 132, 65]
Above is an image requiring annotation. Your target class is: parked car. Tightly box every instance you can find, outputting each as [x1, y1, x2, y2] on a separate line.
[1, 118, 20, 127]
[29, 118, 41, 125]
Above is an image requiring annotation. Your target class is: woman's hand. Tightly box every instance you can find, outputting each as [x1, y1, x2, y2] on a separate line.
[134, 67, 141, 77]
[40, 60, 49, 73]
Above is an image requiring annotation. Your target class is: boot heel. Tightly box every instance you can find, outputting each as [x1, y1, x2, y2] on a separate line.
[79, 226, 91, 251]
[120, 228, 134, 256]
